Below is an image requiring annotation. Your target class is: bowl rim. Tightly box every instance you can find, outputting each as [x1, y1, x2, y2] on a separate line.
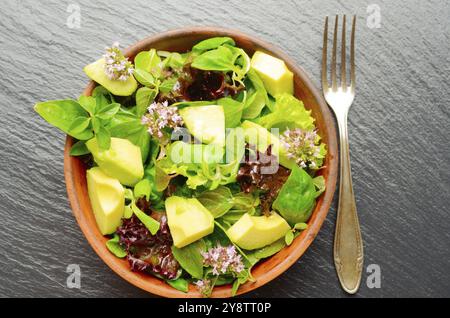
[64, 26, 338, 298]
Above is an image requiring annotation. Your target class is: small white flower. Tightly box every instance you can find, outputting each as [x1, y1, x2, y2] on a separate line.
[280, 128, 324, 170]
[201, 245, 244, 275]
[194, 279, 213, 297]
[103, 42, 134, 81]
[141, 101, 184, 144]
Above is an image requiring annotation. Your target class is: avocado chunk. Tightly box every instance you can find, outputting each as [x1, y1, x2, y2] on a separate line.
[86, 137, 144, 187]
[87, 167, 125, 235]
[165, 196, 214, 248]
[227, 213, 291, 250]
[250, 51, 294, 97]
[83, 58, 137, 96]
[241, 120, 296, 169]
[179, 105, 225, 146]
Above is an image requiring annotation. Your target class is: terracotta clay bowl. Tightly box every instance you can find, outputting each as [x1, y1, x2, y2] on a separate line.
[64, 26, 338, 298]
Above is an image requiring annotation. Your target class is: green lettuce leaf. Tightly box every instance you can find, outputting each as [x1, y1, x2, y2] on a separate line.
[272, 165, 317, 225]
[256, 93, 315, 132]
[157, 131, 244, 191]
[171, 239, 206, 280]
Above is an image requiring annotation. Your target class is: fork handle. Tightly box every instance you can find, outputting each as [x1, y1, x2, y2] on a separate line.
[334, 113, 364, 294]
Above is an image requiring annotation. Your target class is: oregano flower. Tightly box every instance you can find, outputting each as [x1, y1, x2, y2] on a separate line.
[103, 42, 134, 81]
[280, 128, 326, 169]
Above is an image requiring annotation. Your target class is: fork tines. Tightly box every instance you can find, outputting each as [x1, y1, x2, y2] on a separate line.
[322, 15, 356, 93]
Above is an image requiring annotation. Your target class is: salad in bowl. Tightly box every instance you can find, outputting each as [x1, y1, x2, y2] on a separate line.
[35, 33, 330, 297]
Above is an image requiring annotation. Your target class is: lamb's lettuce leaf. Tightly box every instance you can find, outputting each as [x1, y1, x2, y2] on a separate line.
[192, 37, 236, 53]
[191, 44, 250, 85]
[242, 69, 269, 119]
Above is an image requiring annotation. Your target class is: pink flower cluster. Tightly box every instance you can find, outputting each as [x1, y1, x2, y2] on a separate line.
[141, 101, 183, 142]
[194, 279, 213, 296]
[201, 245, 245, 276]
[103, 42, 134, 81]
[280, 128, 323, 169]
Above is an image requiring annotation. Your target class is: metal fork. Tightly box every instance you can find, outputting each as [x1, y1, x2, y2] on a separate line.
[322, 15, 363, 294]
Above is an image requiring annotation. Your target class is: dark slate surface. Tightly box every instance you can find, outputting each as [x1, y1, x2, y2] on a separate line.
[0, 0, 448, 298]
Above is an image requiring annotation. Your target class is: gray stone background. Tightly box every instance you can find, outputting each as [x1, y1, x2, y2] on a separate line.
[0, 0, 448, 298]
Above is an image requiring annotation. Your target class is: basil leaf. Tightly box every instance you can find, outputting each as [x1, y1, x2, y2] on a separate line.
[231, 267, 253, 296]
[34, 100, 91, 140]
[68, 117, 91, 135]
[242, 90, 265, 119]
[136, 87, 157, 117]
[95, 126, 111, 150]
[70, 140, 90, 156]
[131, 201, 160, 235]
[213, 275, 234, 286]
[105, 107, 137, 130]
[106, 234, 127, 258]
[231, 192, 259, 211]
[96, 102, 121, 120]
[228, 46, 251, 82]
[192, 37, 235, 53]
[78, 95, 96, 114]
[248, 238, 286, 260]
[171, 240, 206, 279]
[285, 230, 294, 245]
[232, 279, 240, 296]
[95, 93, 110, 111]
[134, 69, 156, 87]
[92, 86, 115, 103]
[134, 49, 161, 74]
[246, 69, 269, 106]
[160, 52, 185, 70]
[159, 78, 177, 94]
[91, 117, 101, 133]
[134, 179, 152, 200]
[313, 175, 326, 198]
[191, 46, 236, 72]
[294, 222, 308, 230]
[197, 186, 234, 218]
[109, 119, 151, 162]
[272, 165, 316, 225]
[166, 277, 189, 293]
[218, 97, 244, 128]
